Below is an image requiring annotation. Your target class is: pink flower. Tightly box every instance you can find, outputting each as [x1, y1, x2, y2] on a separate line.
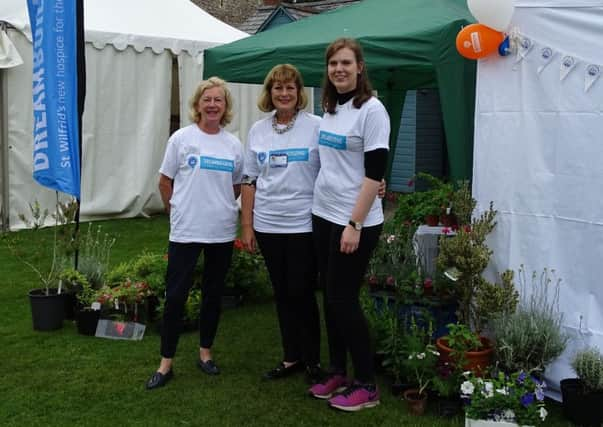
[424, 278, 433, 289]
[385, 275, 395, 287]
[442, 227, 451, 235]
[368, 275, 378, 286]
[407, 179, 414, 187]
[464, 225, 472, 233]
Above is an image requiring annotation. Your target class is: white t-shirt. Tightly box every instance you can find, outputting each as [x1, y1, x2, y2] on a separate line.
[159, 124, 243, 243]
[244, 111, 321, 233]
[312, 96, 390, 226]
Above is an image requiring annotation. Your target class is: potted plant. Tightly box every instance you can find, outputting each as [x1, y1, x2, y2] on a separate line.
[436, 322, 493, 375]
[489, 267, 568, 376]
[402, 339, 439, 416]
[58, 267, 88, 320]
[380, 309, 411, 394]
[8, 198, 79, 331]
[106, 251, 169, 322]
[461, 370, 548, 426]
[431, 361, 464, 417]
[561, 346, 603, 426]
[75, 280, 101, 336]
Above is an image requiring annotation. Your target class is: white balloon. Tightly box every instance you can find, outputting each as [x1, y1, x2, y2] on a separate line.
[467, 0, 515, 32]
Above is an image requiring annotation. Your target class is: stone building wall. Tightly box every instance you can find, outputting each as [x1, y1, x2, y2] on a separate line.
[191, 0, 260, 26]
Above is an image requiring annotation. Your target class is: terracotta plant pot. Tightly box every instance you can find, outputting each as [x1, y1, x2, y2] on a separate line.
[439, 213, 458, 227]
[424, 214, 439, 227]
[435, 336, 493, 376]
[403, 388, 428, 416]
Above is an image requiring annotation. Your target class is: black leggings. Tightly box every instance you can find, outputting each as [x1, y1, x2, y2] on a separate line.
[312, 215, 382, 383]
[160, 241, 233, 358]
[255, 231, 320, 366]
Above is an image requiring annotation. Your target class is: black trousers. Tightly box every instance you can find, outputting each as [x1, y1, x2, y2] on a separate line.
[255, 231, 320, 366]
[160, 241, 233, 358]
[312, 215, 382, 383]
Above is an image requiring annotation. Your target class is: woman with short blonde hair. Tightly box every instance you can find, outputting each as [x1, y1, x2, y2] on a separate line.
[188, 76, 234, 126]
[146, 77, 243, 390]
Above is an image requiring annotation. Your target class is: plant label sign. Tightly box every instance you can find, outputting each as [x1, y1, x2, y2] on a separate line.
[95, 319, 145, 341]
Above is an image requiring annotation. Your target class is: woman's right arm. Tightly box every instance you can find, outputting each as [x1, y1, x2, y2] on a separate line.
[158, 174, 173, 214]
[240, 183, 256, 252]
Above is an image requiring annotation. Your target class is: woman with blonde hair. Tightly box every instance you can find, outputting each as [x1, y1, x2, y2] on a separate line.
[146, 77, 244, 389]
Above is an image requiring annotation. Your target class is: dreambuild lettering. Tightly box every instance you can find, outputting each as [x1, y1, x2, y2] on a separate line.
[31, 0, 49, 172]
[199, 156, 234, 172]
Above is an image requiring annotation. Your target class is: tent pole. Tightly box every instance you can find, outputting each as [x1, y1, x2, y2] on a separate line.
[73, 0, 86, 269]
[0, 45, 10, 232]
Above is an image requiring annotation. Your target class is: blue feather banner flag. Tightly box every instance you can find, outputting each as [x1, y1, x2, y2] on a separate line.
[27, 0, 81, 198]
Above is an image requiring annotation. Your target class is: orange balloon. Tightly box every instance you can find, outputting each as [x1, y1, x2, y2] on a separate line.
[456, 23, 505, 60]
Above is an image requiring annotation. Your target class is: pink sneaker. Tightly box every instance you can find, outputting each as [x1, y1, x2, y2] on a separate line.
[308, 374, 348, 399]
[328, 383, 380, 412]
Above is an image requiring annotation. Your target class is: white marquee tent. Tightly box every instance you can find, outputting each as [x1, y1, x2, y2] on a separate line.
[0, 0, 263, 230]
[473, 0, 603, 394]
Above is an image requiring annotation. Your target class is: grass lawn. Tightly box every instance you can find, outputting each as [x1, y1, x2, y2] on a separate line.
[0, 216, 571, 426]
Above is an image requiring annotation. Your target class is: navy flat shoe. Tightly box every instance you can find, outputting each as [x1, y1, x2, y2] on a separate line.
[145, 370, 173, 390]
[197, 359, 220, 375]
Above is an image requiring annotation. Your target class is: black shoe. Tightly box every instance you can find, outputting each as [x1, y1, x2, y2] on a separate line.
[263, 361, 305, 380]
[145, 370, 173, 390]
[197, 359, 220, 375]
[306, 364, 325, 384]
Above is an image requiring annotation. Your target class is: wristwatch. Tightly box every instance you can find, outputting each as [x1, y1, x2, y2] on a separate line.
[348, 220, 363, 231]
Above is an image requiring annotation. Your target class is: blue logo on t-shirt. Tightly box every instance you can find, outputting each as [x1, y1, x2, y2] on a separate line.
[269, 148, 309, 162]
[199, 156, 234, 172]
[258, 152, 266, 164]
[187, 156, 198, 168]
[319, 131, 347, 150]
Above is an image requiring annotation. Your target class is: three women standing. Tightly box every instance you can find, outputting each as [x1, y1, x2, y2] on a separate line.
[308, 38, 390, 412]
[146, 77, 243, 389]
[241, 64, 323, 383]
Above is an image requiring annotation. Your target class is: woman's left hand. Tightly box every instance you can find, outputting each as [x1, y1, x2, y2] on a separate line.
[340, 226, 360, 254]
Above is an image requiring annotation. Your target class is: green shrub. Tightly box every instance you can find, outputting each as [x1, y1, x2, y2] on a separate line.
[490, 267, 568, 374]
[572, 346, 603, 392]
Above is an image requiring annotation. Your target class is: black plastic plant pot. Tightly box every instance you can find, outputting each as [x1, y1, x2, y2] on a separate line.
[76, 309, 100, 336]
[63, 291, 77, 320]
[437, 396, 462, 418]
[561, 378, 603, 426]
[28, 288, 65, 331]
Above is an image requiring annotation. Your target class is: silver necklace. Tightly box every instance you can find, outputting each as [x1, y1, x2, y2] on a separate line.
[272, 111, 297, 134]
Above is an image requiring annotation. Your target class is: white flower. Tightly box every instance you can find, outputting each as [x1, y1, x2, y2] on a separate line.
[502, 409, 515, 421]
[408, 354, 414, 360]
[539, 407, 548, 421]
[416, 353, 426, 360]
[482, 381, 494, 398]
[430, 350, 440, 356]
[386, 235, 396, 243]
[460, 381, 475, 395]
[495, 388, 508, 395]
[462, 371, 472, 378]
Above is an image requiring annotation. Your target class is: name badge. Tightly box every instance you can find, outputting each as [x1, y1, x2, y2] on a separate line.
[270, 153, 288, 168]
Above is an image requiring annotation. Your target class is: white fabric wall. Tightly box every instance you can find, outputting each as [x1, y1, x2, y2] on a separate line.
[81, 44, 171, 219]
[473, 2, 603, 393]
